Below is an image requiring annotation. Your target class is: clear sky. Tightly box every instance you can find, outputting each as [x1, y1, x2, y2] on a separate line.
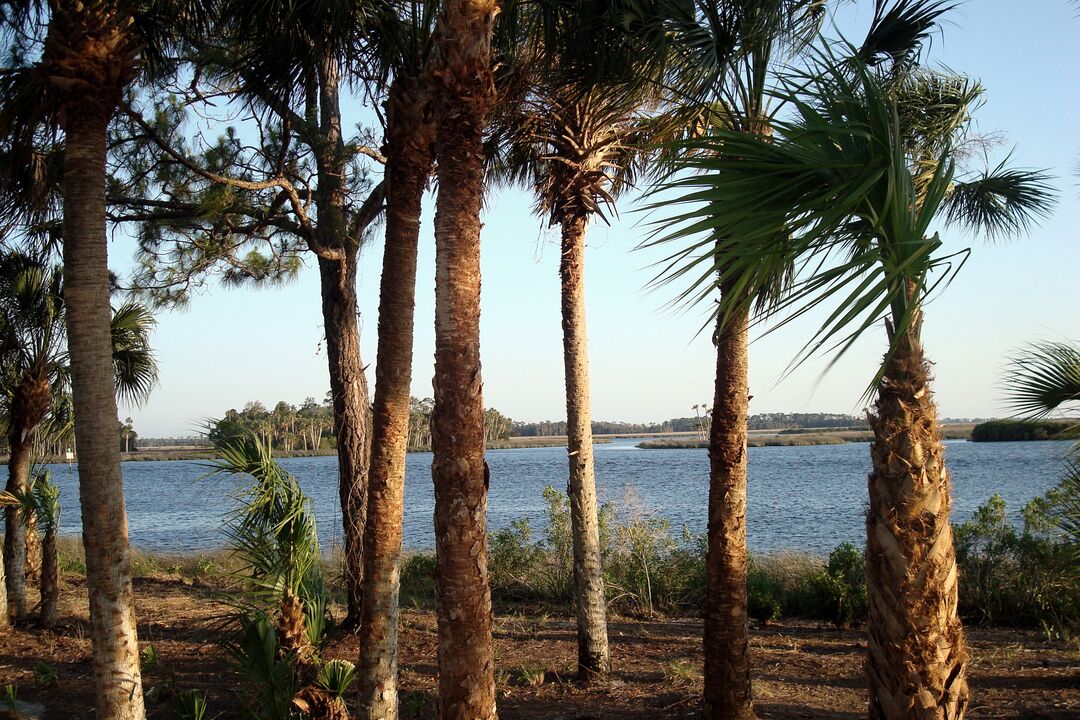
[114, 1, 1080, 438]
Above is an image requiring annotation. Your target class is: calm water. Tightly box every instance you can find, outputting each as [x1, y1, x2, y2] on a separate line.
[44, 438, 1071, 555]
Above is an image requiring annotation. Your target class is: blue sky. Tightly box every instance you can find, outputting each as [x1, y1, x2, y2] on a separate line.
[115, 1, 1080, 437]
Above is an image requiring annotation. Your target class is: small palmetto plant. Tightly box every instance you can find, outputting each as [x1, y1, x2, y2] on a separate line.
[210, 431, 347, 720]
[30, 469, 61, 628]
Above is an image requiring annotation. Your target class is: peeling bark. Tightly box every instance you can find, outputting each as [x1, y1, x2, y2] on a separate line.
[4, 436, 30, 619]
[559, 213, 610, 679]
[866, 310, 969, 720]
[429, 0, 500, 716]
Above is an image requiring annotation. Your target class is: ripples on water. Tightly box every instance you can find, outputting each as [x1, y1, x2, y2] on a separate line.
[45, 438, 1070, 555]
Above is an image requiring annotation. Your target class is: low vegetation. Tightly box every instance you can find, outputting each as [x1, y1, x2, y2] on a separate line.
[971, 419, 1080, 442]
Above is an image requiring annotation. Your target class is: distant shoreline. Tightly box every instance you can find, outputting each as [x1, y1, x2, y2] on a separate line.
[7, 435, 615, 465]
[638, 424, 976, 449]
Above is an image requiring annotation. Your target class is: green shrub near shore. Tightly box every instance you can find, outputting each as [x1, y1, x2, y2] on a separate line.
[40, 479, 1078, 638]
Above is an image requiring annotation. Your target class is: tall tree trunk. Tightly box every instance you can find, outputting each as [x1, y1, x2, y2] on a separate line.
[430, 0, 499, 716]
[314, 57, 371, 629]
[558, 213, 609, 679]
[40, 527, 58, 629]
[63, 108, 145, 720]
[866, 310, 969, 720]
[319, 251, 370, 629]
[0, 530, 6, 628]
[4, 434, 30, 619]
[356, 78, 435, 720]
[703, 304, 756, 720]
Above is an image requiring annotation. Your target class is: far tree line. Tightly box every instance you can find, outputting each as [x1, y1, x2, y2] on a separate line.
[204, 400, 873, 448]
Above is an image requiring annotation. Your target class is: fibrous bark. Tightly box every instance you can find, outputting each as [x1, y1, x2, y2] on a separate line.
[64, 106, 146, 720]
[40, 526, 58, 629]
[4, 436, 31, 619]
[356, 76, 434, 720]
[703, 305, 756, 720]
[429, 0, 500, 715]
[559, 213, 610, 679]
[866, 311, 969, 720]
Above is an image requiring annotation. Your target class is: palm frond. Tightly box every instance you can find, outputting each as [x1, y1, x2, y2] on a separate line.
[641, 46, 987, 381]
[857, 0, 956, 73]
[209, 431, 323, 607]
[944, 162, 1056, 241]
[110, 301, 159, 406]
[1005, 341, 1080, 419]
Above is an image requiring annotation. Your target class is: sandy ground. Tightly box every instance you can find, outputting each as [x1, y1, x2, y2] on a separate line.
[0, 572, 1077, 719]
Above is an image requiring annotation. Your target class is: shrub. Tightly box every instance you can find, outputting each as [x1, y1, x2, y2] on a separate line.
[955, 491, 1080, 636]
[810, 543, 868, 628]
[400, 552, 437, 607]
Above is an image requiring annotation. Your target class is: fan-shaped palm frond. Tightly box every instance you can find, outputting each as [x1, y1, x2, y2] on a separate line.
[856, 0, 955, 73]
[1005, 341, 1080, 419]
[210, 431, 323, 606]
[645, 48, 1055, 378]
[109, 301, 159, 407]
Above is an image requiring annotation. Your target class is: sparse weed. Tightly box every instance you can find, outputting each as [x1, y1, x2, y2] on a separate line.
[141, 644, 160, 672]
[32, 662, 57, 689]
[171, 690, 209, 720]
[515, 664, 547, 687]
[661, 659, 700, 687]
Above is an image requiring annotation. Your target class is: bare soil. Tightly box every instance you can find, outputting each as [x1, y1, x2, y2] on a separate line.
[1, 573, 1077, 719]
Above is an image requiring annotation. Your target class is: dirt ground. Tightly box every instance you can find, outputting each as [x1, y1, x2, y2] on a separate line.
[1, 573, 1077, 719]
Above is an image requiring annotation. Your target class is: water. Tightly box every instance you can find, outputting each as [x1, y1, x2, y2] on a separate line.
[43, 438, 1071, 555]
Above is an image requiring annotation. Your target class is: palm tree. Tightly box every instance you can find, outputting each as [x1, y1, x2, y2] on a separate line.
[0, 249, 158, 623]
[0, 250, 66, 620]
[355, 1, 439, 716]
[428, 0, 500, 714]
[645, 2, 829, 714]
[650, 38, 1054, 720]
[0, 6, 190, 713]
[1, 468, 63, 628]
[487, 4, 676, 675]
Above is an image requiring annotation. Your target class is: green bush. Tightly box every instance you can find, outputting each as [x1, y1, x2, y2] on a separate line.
[747, 557, 782, 624]
[400, 552, 437, 607]
[808, 543, 868, 628]
[971, 419, 1080, 442]
[955, 492, 1080, 636]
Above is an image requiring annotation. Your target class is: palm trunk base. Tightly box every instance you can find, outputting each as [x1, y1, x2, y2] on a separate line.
[703, 310, 756, 720]
[866, 337, 969, 720]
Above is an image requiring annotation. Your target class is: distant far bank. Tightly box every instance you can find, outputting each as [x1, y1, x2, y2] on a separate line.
[9, 435, 615, 465]
[638, 424, 977, 449]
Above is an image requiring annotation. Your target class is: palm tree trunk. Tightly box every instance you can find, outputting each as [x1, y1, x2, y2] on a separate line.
[430, 0, 499, 715]
[314, 57, 371, 630]
[866, 310, 969, 720]
[0, 532, 6, 628]
[4, 433, 30, 619]
[63, 107, 145, 720]
[558, 213, 610, 679]
[40, 527, 58, 629]
[703, 304, 756, 720]
[356, 78, 435, 720]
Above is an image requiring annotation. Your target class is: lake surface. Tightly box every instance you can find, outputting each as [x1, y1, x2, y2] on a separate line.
[43, 438, 1072, 555]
